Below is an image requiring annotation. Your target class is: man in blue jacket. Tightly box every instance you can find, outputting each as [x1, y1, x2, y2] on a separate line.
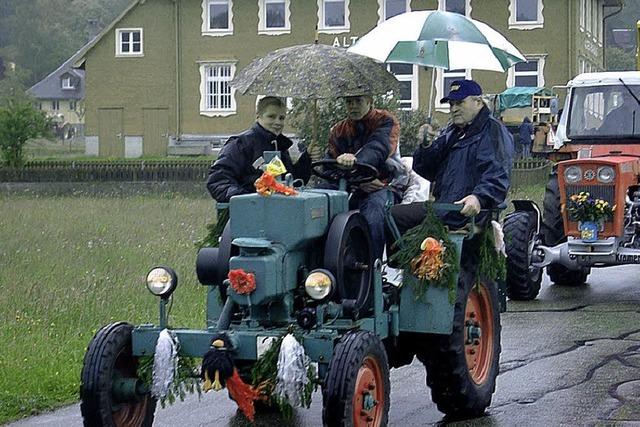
[392, 79, 512, 232]
[390, 80, 513, 273]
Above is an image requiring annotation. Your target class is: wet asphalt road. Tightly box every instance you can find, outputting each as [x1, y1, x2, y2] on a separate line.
[8, 265, 640, 427]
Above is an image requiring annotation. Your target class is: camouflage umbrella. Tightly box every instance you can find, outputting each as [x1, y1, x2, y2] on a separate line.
[231, 43, 399, 99]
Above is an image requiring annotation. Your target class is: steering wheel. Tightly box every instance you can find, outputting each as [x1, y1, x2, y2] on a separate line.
[311, 159, 378, 185]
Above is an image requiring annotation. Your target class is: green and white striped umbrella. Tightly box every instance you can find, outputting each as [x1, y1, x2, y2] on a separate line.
[348, 10, 525, 72]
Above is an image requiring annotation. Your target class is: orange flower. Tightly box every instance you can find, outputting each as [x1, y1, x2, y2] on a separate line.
[411, 237, 446, 281]
[254, 171, 297, 197]
[228, 269, 256, 295]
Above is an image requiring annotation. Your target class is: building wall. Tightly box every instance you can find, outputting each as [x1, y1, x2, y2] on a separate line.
[82, 0, 605, 156]
[84, 0, 176, 137]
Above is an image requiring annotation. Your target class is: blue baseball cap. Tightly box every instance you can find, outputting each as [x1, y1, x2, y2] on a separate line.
[440, 79, 483, 103]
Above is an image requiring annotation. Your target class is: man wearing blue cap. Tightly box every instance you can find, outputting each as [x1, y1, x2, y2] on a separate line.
[391, 79, 513, 234]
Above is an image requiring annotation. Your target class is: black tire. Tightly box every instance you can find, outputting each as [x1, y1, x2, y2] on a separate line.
[80, 322, 156, 427]
[504, 211, 542, 300]
[421, 276, 501, 419]
[322, 330, 390, 426]
[542, 173, 590, 286]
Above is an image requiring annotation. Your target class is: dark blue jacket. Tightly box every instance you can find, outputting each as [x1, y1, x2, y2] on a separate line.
[206, 123, 311, 203]
[413, 106, 513, 228]
[519, 118, 534, 146]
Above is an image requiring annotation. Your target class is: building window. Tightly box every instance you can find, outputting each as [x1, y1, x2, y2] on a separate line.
[199, 62, 236, 117]
[378, 0, 409, 23]
[115, 28, 143, 56]
[317, 0, 350, 34]
[579, 0, 586, 30]
[70, 101, 76, 110]
[437, 68, 471, 110]
[202, 0, 233, 36]
[507, 56, 545, 87]
[52, 100, 60, 111]
[438, 0, 471, 16]
[508, 0, 543, 30]
[388, 63, 418, 110]
[258, 0, 291, 34]
[61, 76, 74, 89]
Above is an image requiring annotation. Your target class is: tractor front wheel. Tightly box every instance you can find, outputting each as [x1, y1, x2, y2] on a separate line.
[504, 210, 542, 300]
[422, 277, 501, 418]
[80, 322, 156, 427]
[322, 330, 390, 426]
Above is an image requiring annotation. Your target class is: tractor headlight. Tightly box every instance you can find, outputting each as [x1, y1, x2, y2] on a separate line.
[146, 266, 178, 298]
[597, 166, 615, 183]
[304, 269, 335, 301]
[564, 166, 582, 183]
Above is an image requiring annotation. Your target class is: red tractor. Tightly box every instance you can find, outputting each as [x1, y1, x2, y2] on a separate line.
[504, 71, 640, 300]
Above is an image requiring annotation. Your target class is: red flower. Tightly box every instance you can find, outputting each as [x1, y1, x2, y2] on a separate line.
[228, 269, 256, 295]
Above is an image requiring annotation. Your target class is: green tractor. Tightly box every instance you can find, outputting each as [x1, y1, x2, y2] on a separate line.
[79, 157, 503, 426]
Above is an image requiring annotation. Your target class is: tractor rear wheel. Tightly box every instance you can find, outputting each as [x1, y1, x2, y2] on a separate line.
[542, 173, 590, 286]
[80, 322, 156, 427]
[322, 330, 390, 426]
[504, 211, 542, 300]
[421, 276, 501, 418]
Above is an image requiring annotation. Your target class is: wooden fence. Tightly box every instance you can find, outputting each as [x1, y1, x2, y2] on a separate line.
[0, 160, 212, 182]
[0, 158, 552, 187]
[511, 158, 552, 188]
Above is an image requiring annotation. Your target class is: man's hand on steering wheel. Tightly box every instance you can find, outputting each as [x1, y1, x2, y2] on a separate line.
[336, 153, 357, 169]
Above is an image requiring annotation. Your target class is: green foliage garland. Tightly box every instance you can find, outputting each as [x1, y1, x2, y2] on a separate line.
[196, 207, 229, 249]
[389, 203, 459, 303]
[137, 355, 202, 408]
[251, 334, 316, 420]
[477, 227, 506, 283]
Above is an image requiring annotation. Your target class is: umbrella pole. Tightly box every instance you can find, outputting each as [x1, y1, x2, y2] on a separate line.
[427, 67, 436, 124]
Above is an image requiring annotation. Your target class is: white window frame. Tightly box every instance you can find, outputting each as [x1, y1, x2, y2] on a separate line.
[317, 0, 350, 34]
[579, 0, 586, 30]
[377, 0, 410, 23]
[508, 0, 544, 30]
[387, 64, 419, 110]
[258, 0, 291, 35]
[115, 28, 143, 57]
[436, 68, 472, 112]
[507, 55, 546, 87]
[70, 100, 77, 110]
[202, 0, 233, 37]
[61, 75, 74, 90]
[199, 61, 237, 117]
[438, 0, 471, 17]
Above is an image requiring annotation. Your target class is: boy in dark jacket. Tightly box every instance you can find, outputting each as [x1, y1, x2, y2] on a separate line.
[206, 97, 311, 203]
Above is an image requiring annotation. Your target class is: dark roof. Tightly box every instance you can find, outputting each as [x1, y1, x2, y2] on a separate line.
[28, 46, 87, 100]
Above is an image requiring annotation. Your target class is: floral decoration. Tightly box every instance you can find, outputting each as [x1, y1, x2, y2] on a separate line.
[410, 237, 448, 281]
[566, 191, 615, 223]
[228, 269, 256, 295]
[255, 171, 298, 197]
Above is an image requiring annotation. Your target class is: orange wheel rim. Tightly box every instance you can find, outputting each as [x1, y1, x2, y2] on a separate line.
[112, 398, 149, 427]
[352, 356, 385, 427]
[111, 348, 149, 427]
[464, 283, 494, 385]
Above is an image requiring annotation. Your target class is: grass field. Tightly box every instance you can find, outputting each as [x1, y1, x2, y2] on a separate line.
[0, 193, 215, 423]
[0, 184, 544, 423]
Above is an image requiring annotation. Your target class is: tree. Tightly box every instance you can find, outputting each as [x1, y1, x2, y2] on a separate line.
[0, 98, 51, 167]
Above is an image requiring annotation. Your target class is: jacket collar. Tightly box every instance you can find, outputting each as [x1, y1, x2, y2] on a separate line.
[252, 122, 293, 150]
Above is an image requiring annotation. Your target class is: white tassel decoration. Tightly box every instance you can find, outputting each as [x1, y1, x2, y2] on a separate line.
[275, 334, 309, 407]
[151, 329, 179, 400]
[491, 220, 507, 257]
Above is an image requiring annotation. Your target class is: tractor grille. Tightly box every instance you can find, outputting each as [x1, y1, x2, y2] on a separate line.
[564, 184, 615, 206]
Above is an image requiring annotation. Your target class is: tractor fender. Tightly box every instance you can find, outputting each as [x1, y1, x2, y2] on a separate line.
[508, 199, 542, 234]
